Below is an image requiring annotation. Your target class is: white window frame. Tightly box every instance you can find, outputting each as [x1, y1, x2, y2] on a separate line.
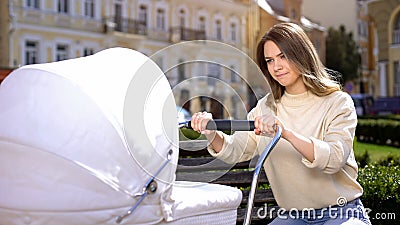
[156, 8, 166, 30]
[215, 20, 222, 40]
[84, 0, 95, 18]
[83, 47, 95, 56]
[138, 4, 148, 27]
[25, 40, 39, 65]
[207, 62, 221, 86]
[196, 10, 208, 35]
[155, 1, 169, 31]
[230, 22, 237, 42]
[26, 0, 40, 9]
[177, 59, 186, 83]
[230, 65, 238, 83]
[178, 8, 186, 27]
[213, 14, 224, 41]
[56, 44, 69, 61]
[198, 16, 206, 31]
[58, 0, 69, 14]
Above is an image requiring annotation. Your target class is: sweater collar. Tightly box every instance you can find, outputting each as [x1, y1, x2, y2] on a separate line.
[280, 90, 316, 107]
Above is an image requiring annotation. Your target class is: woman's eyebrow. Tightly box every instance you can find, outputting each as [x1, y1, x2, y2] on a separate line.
[265, 52, 283, 59]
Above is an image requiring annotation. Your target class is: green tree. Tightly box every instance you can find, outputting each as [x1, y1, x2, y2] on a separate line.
[326, 25, 360, 85]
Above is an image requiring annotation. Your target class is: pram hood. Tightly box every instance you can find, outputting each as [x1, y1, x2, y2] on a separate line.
[0, 48, 179, 224]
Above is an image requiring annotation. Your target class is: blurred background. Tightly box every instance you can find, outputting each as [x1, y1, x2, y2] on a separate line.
[1, 2, 399, 224]
[0, 0, 399, 118]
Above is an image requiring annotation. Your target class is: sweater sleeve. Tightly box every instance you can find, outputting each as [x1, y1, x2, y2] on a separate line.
[302, 93, 357, 174]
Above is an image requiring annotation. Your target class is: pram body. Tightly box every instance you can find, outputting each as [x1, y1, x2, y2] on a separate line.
[0, 48, 242, 225]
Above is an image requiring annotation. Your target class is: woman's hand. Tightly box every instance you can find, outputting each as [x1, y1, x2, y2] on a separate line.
[255, 114, 315, 162]
[254, 114, 285, 137]
[191, 111, 224, 153]
[190, 111, 214, 134]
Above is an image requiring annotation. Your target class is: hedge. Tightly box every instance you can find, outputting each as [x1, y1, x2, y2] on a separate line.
[356, 118, 400, 146]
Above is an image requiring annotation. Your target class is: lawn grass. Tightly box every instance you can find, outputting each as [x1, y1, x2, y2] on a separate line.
[354, 139, 400, 162]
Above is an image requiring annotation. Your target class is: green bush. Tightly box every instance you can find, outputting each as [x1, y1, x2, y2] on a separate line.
[358, 161, 400, 224]
[359, 164, 400, 207]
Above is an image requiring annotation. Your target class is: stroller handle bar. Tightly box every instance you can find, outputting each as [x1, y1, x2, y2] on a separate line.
[179, 119, 255, 131]
[243, 125, 281, 225]
[179, 119, 282, 224]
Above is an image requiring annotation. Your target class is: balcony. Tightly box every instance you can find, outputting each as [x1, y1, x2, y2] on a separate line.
[170, 27, 206, 42]
[106, 18, 207, 42]
[109, 17, 147, 35]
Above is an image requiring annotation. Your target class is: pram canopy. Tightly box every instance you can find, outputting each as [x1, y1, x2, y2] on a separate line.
[0, 48, 180, 224]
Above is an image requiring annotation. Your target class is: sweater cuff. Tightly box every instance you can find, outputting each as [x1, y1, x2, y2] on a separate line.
[301, 137, 330, 170]
[207, 132, 229, 158]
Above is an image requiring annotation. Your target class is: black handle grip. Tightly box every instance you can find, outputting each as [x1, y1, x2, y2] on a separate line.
[187, 119, 255, 131]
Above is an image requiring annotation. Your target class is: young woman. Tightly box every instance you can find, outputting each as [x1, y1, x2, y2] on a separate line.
[190, 23, 371, 224]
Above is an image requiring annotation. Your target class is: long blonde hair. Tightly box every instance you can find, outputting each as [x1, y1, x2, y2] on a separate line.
[256, 23, 341, 100]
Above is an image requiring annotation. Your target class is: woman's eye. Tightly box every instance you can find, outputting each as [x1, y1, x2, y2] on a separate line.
[265, 59, 273, 64]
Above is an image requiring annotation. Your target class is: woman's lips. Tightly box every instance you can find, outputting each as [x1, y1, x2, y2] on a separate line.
[275, 72, 288, 79]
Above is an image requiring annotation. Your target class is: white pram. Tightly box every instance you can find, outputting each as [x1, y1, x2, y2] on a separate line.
[0, 48, 243, 225]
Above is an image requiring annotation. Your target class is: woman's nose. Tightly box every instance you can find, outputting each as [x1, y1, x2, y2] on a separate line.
[273, 58, 282, 71]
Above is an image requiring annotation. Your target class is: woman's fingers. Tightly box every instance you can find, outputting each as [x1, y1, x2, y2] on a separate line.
[254, 114, 277, 136]
[191, 111, 212, 133]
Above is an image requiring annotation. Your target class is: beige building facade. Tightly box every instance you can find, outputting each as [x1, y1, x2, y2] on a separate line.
[302, 0, 400, 98]
[1, 0, 250, 119]
[1, 0, 326, 118]
[366, 0, 400, 97]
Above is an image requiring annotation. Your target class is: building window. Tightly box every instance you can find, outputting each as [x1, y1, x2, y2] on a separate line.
[114, 1, 123, 31]
[58, 0, 69, 13]
[215, 20, 222, 40]
[139, 5, 148, 26]
[358, 20, 368, 39]
[156, 8, 166, 30]
[25, 41, 38, 65]
[394, 61, 400, 95]
[231, 96, 238, 119]
[179, 9, 186, 27]
[208, 63, 220, 86]
[84, 0, 95, 18]
[56, 44, 69, 61]
[83, 48, 94, 56]
[393, 13, 400, 44]
[178, 59, 185, 83]
[230, 65, 238, 83]
[230, 23, 237, 42]
[26, 0, 39, 9]
[199, 16, 206, 31]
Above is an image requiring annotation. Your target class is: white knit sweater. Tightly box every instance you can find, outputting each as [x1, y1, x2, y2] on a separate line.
[208, 90, 363, 210]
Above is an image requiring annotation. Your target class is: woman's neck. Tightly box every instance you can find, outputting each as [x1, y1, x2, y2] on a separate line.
[284, 76, 308, 94]
[285, 83, 307, 95]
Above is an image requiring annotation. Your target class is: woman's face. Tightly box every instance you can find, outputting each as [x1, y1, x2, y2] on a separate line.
[264, 41, 306, 94]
